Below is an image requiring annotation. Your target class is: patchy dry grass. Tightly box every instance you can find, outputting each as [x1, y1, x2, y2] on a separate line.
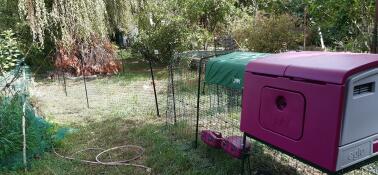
[4, 57, 300, 175]
[3, 117, 301, 175]
[29, 51, 168, 125]
[4, 55, 373, 175]
[11, 67, 299, 175]
[30, 73, 167, 125]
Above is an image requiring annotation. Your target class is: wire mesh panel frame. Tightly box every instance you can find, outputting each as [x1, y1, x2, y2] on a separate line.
[164, 52, 378, 175]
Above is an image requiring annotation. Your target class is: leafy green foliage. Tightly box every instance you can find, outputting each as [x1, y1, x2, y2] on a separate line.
[233, 13, 301, 52]
[179, 0, 236, 32]
[18, 0, 109, 47]
[0, 0, 52, 75]
[0, 95, 52, 171]
[5, 0, 378, 74]
[0, 30, 23, 74]
[239, 0, 376, 52]
[105, 0, 135, 34]
[0, 0, 22, 31]
[16, 0, 125, 75]
[133, 0, 237, 63]
[307, 0, 375, 51]
[134, 22, 189, 64]
[0, 97, 23, 160]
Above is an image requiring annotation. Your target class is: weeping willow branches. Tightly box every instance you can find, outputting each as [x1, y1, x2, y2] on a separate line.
[17, 0, 137, 75]
[106, 0, 136, 34]
[18, 0, 48, 45]
[18, 0, 109, 47]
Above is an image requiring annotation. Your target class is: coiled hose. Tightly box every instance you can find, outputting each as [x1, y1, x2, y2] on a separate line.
[53, 145, 151, 173]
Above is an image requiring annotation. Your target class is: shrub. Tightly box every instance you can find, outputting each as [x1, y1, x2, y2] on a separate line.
[232, 13, 302, 53]
[0, 30, 23, 75]
[133, 22, 190, 65]
[0, 95, 52, 170]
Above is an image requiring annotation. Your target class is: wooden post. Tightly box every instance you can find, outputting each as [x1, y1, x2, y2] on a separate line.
[22, 64, 27, 172]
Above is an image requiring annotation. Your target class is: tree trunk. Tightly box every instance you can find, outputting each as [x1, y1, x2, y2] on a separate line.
[372, 0, 378, 53]
[318, 26, 326, 50]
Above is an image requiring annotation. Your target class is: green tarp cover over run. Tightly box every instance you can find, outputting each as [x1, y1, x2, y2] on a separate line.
[205, 52, 269, 89]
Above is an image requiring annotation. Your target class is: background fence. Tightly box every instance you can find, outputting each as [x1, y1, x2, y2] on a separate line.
[43, 57, 168, 126]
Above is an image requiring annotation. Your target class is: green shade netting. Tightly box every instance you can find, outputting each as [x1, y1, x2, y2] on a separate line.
[205, 52, 270, 89]
[0, 64, 56, 171]
[0, 98, 52, 170]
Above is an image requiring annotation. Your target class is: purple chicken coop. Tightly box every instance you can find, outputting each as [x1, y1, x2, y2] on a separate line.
[240, 52, 378, 173]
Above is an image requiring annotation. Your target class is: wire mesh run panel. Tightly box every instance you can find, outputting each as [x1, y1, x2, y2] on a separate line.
[165, 51, 268, 141]
[166, 56, 202, 140]
[240, 51, 378, 173]
[165, 51, 244, 141]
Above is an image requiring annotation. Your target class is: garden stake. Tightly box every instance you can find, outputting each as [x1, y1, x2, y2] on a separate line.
[149, 59, 160, 117]
[60, 57, 67, 96]
[80, 58, 89, 108]
[194, 58, 203, 149]
[169, 62, 177, 123]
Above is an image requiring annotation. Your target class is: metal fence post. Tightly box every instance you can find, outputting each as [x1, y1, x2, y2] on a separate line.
[194, 58, 203, 149]
[169, 63, 177, 124]
[80, 58, 89, 108]
[149, 59, 160, 117]
[60, 57, 67, 96]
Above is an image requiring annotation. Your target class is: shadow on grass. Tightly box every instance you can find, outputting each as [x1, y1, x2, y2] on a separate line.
[4, 117, 300, 175]
[161, 121, 300, 175]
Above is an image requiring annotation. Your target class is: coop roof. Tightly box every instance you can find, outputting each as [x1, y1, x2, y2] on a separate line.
[205, 52, 269, 89]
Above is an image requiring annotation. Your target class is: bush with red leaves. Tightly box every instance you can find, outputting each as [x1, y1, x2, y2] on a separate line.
[55, 37, 122, 76]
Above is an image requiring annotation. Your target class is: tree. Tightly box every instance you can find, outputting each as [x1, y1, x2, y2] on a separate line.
[17, 0, 124, 75]
[105, 0, 136, 39]
[132, 0, 190, 64]
[307, 0, 375, 52]
[233, 13, 301, 52]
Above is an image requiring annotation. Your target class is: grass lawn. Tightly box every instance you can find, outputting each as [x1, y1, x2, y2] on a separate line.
[2, 52, 370, 175]
[3, 116, 300, 175]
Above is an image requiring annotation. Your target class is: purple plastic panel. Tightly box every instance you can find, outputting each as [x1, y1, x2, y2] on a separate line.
[246, 52, 378, 84]
[374, 140, 378, 153]
[240, 73, 345, 172]
[259, 87, 306, 141]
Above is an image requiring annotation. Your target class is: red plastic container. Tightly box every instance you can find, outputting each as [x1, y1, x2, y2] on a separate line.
[221, 136, 252, 159]
[201, 130, 223, 148]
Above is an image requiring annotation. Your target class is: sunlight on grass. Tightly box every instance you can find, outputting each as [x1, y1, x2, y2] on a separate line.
[3, 117, 299, 175]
